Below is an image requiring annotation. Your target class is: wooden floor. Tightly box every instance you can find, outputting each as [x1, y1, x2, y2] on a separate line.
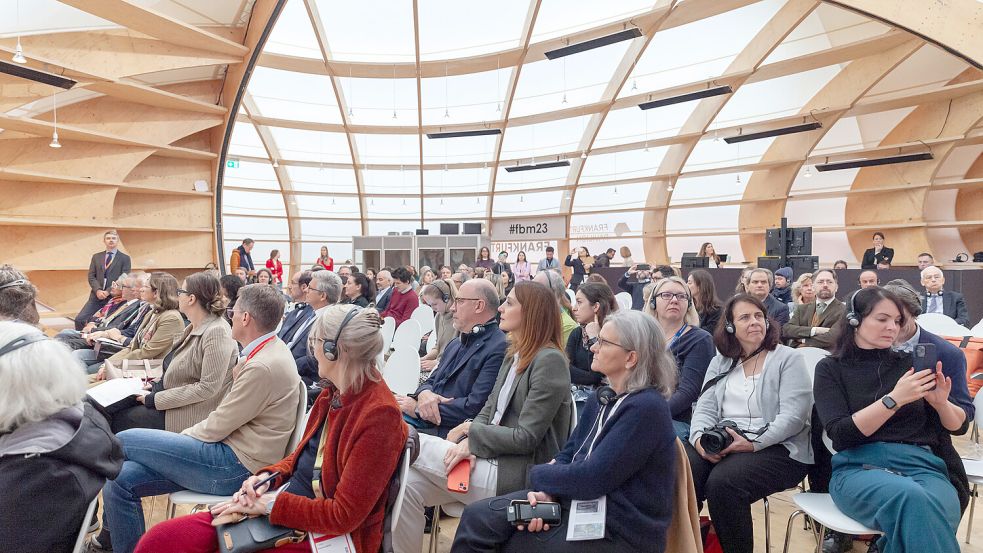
[111, 434, 983, 552]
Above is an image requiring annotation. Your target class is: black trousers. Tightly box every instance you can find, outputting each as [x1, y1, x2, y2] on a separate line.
[451, 490, 636, 553]
[686, 441, 808, 553]
[75, 294, 108, 330]
[87, 398, 166, 434]
[807, 408, 832, 493]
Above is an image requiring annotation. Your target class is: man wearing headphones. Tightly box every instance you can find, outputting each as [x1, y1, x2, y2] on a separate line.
[395, 279, 506, 439]
[920, 266, 969, 326]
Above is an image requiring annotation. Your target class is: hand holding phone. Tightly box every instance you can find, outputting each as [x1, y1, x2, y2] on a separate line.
[507, 499, 562, 528]
[447, 459, 471, 494]
[913, 343, 939, 390]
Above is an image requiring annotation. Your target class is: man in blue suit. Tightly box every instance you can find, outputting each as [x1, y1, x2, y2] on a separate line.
[286, 270, 341, 385]
[920, 266, 970, 326]
[278, 270, 314, 344]
[395, 279, 506, 439]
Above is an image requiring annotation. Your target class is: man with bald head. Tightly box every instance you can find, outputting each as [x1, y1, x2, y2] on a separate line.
[395, 278, 506, 438]
[375, 269, 394, 311]
[858, 269, 880, 289]
[920, 265, 969, 326]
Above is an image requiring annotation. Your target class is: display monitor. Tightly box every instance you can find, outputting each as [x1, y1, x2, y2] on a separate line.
[681, 255, 709, 271]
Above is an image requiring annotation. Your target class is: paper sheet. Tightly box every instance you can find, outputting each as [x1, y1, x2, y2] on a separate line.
[86, 378, 148, 407]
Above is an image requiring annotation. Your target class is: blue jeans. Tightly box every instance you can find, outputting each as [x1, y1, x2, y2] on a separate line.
[671, 419, 691, 442]
[102, 429, 252, 553]
[73, 348, 102, 374]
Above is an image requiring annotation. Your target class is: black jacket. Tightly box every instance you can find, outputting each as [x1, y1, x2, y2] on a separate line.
[0, 404, 123, 553]
[566, 326, 603, 387]
[921, 290, 970, 327]
[617, 273, 651, 311]
[861, 247, 894, 270]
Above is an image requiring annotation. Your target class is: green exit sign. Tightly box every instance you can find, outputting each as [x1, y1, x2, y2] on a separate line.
[226, 159, 239, 169]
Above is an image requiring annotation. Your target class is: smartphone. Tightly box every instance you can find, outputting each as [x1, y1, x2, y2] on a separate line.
[507, 500, 562, 527]
[913, 343, 938, 373]
[447, 459, 471, 494]
[636, 264, 651, 271]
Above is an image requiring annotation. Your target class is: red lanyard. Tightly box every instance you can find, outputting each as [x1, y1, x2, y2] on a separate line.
[245, 336, 276, 362]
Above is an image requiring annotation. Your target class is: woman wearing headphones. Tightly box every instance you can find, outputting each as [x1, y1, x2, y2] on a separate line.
[137, 306, 407, 553]
[813, 288, 964, 553]
[420, 279, 460, 371]
[644, 277, 715, 441]
[451, 310, 678, 553]
[687, 294, 812, 553]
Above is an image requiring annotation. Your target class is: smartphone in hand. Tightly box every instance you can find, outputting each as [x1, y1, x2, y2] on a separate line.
[447, 459, 471, 494]
[913, 343, 939, 389]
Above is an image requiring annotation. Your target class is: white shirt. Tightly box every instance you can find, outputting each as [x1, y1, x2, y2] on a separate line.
[240, 330, 278, 360]
[288, 304, 329, 348]
[376, 286, 391, 303]
[492, 354, 520, 426]
[926, 291, 945, 315]
[721, 367, 765, 433]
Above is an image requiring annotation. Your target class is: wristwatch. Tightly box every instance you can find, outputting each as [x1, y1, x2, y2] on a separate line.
[264, 495, 277, 516]
[881, 395, 898, 410]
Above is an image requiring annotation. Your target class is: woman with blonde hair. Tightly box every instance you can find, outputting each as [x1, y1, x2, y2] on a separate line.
[620, 245, 633, 267]
[791, 272, 816, 306]
[419, 279, 460, 371]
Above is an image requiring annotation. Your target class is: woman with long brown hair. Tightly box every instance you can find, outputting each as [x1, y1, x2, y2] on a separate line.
[687, 268, 722, 334]
[394, 281, 573, 553]
[699, 242, 722, 268]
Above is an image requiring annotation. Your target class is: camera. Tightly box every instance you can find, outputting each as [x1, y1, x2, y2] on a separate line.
[700, 420, 751, 455]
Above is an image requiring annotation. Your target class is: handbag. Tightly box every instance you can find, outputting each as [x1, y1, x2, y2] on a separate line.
[215, 515, 306, 553]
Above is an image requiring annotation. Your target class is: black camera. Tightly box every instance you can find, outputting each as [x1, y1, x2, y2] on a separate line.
[700, 420, 751, 455]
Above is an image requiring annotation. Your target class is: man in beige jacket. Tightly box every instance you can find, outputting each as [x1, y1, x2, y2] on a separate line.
[93, 284, 304, 553]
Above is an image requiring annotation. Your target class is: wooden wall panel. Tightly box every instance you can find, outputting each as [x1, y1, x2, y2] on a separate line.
[0, 138, 154, 180]
[26, 270, 91, 314]
[1, 226, 111, 270]
[0, 183, 116, 222]
[123, 231, 215, 269]
[125, 156, 214, 192]
[957, 153, 983, 254]
[113, 192, 213, 230]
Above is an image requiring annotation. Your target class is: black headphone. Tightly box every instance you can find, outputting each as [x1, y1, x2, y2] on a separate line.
[845, 289, 861, 327]
[925, 290, 943, 297]
[0, 332, 47, 358]
[432, 279, 451, 304]
[648, 283, 692, 311]
[322, 306, 362, 361]
[724, 314, 769, 334]
[597, 386, 625, 405]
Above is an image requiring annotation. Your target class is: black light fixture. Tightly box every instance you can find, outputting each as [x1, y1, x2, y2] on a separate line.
[426, 129, 502, 139]
[815, 152, 933, 172]
[638, 85, 732, 110]
[0, 60, 76, 89]
[545, 28, 643, 60]
[504, 160, 570, 173]
[724, 121, 822, 144]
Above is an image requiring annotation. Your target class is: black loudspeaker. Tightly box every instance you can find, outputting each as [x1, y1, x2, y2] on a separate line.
[462, 223, 482, 235]
[415, 229, 429, 235]
[440, 223, 460, 235]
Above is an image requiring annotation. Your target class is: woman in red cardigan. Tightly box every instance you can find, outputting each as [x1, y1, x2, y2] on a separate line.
[135, 306, 407, 553]
[265, 249, 283, 286]
[315, 246, 334, 271]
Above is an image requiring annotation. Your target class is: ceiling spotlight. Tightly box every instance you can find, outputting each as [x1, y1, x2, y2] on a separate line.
[49, 130, 61, 149]
[12, 38, 26, 64]
[580, 151, 587, 159]
[631, 80, 637, 92]
[49, 91, 61, 149]
[736, 174, 742, 185]
[667, 183, 674, 191]
[272, 159, 279, 168]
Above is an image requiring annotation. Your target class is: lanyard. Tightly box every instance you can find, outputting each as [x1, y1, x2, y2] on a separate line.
[667, 324, 688, 350]
[311, 410, 333, 499]
[245, 336, 276, 362]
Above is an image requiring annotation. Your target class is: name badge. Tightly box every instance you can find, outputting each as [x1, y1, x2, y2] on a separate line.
[308, 532, 355, 553]
[566, 496, 606, 541]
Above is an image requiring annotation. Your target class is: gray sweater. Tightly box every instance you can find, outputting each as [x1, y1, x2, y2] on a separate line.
[689, 344, 813, 465]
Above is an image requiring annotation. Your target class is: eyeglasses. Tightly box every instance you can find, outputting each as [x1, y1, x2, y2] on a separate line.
[597, 336, 629, 350]
[177, 288, 189, 295]
[226, 308, 247, 319]
[308, 286, 323, 293]
[656, 292, 689, 302]
[453, 297, 481, 306]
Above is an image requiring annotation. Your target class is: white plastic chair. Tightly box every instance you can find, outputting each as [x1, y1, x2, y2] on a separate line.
[917, 313, 971, 337]
[615, 292, 633, 311]
[72, 496, 99, 553]
[383, 347, 422, 395]
[425, 329, 437, 354]
[166, 381, 308, 518]
[972, 319, 983, 338]
[390, 320, 422, 353]
[565, 289, 576, 304]
[962, 392, 983, 542]
[381, 317, 396, 352]
[411, 304, 435, 335]
[796, 347, 829, 383]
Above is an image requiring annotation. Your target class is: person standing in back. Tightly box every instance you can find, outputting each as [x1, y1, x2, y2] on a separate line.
[76, 230, 131, 330]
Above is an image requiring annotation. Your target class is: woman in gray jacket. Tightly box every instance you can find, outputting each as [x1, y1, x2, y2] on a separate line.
[687, 294, 812, 553]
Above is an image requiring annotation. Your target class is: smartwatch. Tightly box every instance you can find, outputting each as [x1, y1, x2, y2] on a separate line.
[881, 395, 898, 410]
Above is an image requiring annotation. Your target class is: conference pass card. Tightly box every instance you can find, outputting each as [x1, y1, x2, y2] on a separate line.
[566, 495, 606, 541]
[308, 532, 355, 553]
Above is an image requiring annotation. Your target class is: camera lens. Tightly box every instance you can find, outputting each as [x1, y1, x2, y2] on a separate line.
[700, 427, 734, 455]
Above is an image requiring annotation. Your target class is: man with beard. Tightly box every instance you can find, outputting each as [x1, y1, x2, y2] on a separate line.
[782, 268, 844, 350]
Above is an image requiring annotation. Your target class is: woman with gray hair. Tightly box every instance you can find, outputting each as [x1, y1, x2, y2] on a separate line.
[0, 264, 39, 324]
[452, 310, 679, 553]
[0, 321, 123, 552]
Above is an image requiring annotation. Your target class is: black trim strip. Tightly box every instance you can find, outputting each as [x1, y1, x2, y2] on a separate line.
[815, 152, 933, 172]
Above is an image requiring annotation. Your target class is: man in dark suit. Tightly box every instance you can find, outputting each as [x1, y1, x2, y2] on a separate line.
[278, 270, 313, 344]
[395, 279, 506, 438]
[782, 269, 844, 350]
[747, 267, 790, 326]
[75, 230, 131, 330]
[57, 274, 143, 350]
[920, 265, 970, 326]
[287, 270, 341, 385]
[375, 269, 394, 312]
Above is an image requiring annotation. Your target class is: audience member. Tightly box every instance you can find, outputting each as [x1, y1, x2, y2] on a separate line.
[73, 278, 126, 331]
[342, 272, 374, 308]
[655, 264, 676, 279]
[783, 269, 844, 350]
[791, 272, 815, 306]
[688, 294, 812, 553]
[450, 270, 468, 290]
[687, 268, 722, 334]
[58, 274, 144, 350]
[735, 266, 754, 295]
[618, 264, 653, 310]
[418, 279, 461, 371]
[95, 285, 302, 553]
[920, 265, 969, 326]
[394, 281, 573, 553]
[565, 247, 593, 291]
[315, 245, 334, 271]
[833, 260, 848, 270]
[76, 230, 132, 330]
[229, 238, 255, 277]
[594, 248, 616, 268]
[233, 267, 248, 284]
[620, 245, 633, 266]
[278, 270, 314, 346]
[771, 267, 793, 304]
[534, 269, 578, 345]
[585, 273, 607, 285]
[0, 322, 123, 553]
[475, 246, 494, 270]
[513, 251, 532, 282]
[0, 265, 39, 325]
[452, 310, 678, 553]
[537, 246, 560, 272]
[458, 263, 475, 278]
[365, 267, 377, 282]
[399, 279, 505, 437]
[746, 268, 790, 326]
[420, 267, 436, 286]
[814, 287, 965, 553]
[439, 265, 453, 280]
[567, 282, 617, 410]
[407, 265, 421, 291]
[375, 269, 394, 311]
[381, 267, 420, 326]
[98, 272, 239, 434]
[918, 252, 936, 270]
[76, 275, 152, 371]
[219, 274, 244, 323]
[699, 242, 722, 268]
[290, 270, 342, 385]
[337, 264, 353, 280]
[138, 306, 405, 553]
[255, 267, 274, 286]
[492, 251, 513, 280]
[858, 269, 880, 289]
[861, 231, 893, 270]
[645, 276, 714, 440]
[265, 249, 283, 286]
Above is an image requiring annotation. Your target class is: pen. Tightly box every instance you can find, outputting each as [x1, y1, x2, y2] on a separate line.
[253, 471, 281, 491]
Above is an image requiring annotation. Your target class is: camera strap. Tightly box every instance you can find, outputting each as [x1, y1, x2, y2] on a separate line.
[698, 345, 767, 397]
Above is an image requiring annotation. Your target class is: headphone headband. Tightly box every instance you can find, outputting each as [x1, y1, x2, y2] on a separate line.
[0, 333, 47, 358]
[845, 289, 861, 327]
[0, 278, 30, 291]
[322, 306, 363, 361]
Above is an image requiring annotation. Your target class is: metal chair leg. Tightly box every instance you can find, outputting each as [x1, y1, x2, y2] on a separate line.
[967, 483, 977, 544]
[763, 496, 771, 552]
[428, 505, 442, 553]
[166, 499, 175, 520]
[782, 509, 807, 553]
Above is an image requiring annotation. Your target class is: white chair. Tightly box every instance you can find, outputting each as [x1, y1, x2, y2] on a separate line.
[796, 347, 829, 383]
[616, 291, 634, 310]
[972, 319, 983, 338]
[411, 304, 435, 335]
[166, 381, 309, 519]
[383, 347, 422, 395]
[390, 319, 422, 353]
[72, 496, 99, 553]
[381, 317, 397, 353]
[917, 313, 971, 337]
[962, 392, 983, 542]
[565, 289, 576, 303]
[425, 328, 437, 354]
[429, 502, 466, 553]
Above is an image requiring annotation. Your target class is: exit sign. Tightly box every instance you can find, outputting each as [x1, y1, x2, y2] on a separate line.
[226, 159, 239, 169]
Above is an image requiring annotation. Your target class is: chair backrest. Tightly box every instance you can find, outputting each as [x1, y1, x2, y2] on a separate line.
[425, 328, 437, 353]
[381, 427, 420, 553]
[380, 317, 396, 352]
[917, 313, 971, 337]
[822, 430, 837, 455]
[383, 347, 422, 395]
[565, 289, 576, 304]
[973, 319, 983, 338]
[569, 392, 579, 433]
[796, 347, 829, 384]
[410, 304, 435, 335]
[974, 390, 983, 429]
[286, 380, 311, 455]
[391, 319, 422, 353]
[615, 292, 632, 311]
[72, 496, 99, 553]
